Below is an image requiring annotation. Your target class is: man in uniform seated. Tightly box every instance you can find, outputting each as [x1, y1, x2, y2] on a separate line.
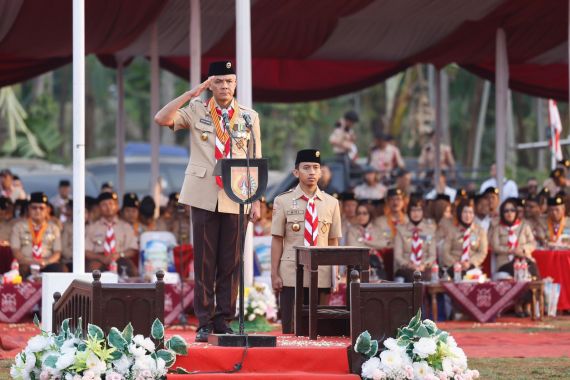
[11, 192, 65, 276]
[543, 193, 570, 248]
[373, 188, 408, 249]
[85, 192, 139, 276]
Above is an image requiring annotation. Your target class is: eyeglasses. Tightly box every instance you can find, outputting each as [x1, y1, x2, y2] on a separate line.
[503, 208, 517, 213]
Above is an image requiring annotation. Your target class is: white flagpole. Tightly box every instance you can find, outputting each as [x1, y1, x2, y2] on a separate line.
[72, 0, 85, 274]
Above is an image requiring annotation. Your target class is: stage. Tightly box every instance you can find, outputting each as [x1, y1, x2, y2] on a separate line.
[166, 327, 358, 379]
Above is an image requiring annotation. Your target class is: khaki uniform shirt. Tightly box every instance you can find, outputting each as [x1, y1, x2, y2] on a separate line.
[172, 98, 262, 214]
[525, 217, 547, 246]
[394, 220, 437, 271]
[0, 220, 14, 245]
[354, 183, 387, 200]
[372, 213, 409, 249]
[85, 217, 138, 255]
[346, 224, 384, 250]
[271, 185, 342, 288]
[418, 143, 455, 171]
[442, 223, 488, 268]
[368, 145, 404, 178]
[489, 221, 536, 269]
[10, 219, 61, 262]
[329, 127, 356, 154]
[61, 221, 73, 263]
[169, 214, 192, 245]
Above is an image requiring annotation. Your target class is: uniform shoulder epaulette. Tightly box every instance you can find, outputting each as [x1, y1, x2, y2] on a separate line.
[275, 189, 294, 198]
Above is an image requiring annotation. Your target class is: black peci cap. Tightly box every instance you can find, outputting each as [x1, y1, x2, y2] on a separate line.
[208, 61, 235, 76]
[122, 193, 139, 209]
[98, 192, 118, 203]
[29, 192, 48, 205]
[295, 149, 321, 166]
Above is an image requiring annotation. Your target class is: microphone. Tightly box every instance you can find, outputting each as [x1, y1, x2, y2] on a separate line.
[221, 109, 233, 158]
[243, 113, 253, 129]
[242, 113, 256, 159]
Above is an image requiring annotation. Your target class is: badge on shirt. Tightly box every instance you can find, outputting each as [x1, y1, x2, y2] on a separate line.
[199, 118, 212, 126]
[286, 210, 304, 215]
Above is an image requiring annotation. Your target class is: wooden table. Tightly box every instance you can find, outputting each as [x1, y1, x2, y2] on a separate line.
[426, 280, 545, 322]
[295, 246, 369, 340]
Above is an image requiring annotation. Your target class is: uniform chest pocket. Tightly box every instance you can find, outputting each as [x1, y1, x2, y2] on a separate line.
[285, 214, 304, 235]
[195, 118, 214, 133]
[318, 217, 332, 236]
[93, 233, 105, 246]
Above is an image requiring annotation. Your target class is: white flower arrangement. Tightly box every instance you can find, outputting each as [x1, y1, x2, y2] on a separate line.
[242, 283, 277, 323]
[355, 310, 480, 380]
[11, 316, 189, 380]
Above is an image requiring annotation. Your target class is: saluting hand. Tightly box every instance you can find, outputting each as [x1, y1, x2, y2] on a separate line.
[188, 76, 214, 99]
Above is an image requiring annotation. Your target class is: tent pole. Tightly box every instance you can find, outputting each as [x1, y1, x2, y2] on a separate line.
[472, 81, 490, 179]
[72, 0, 85, 274]
[116, 58, 126, 199]
[190, 0, 201, 89]
[150, 22, 161, 214]
[495, 28, 508, 201]
[236, 0, 254, 286]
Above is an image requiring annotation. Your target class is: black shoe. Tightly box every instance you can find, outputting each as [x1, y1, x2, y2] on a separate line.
[195, 325, 213, 342]
[214, 323, 235, 335]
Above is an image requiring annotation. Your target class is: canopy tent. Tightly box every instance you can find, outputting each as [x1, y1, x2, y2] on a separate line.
[0, 0, 568, 102]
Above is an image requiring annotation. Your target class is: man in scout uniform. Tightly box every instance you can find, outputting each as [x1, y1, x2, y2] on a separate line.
[10, 192, 65, 276]
[0, 196, 14, 247]
[120, 193, 141, 236]
[85, 192, 139, 276]
[155, 61, 262, 342]
[544, 193, 570, 248]
[271, 149, 342, 334]
[339, 191, 358, 245]
[373, 188, 408, 249]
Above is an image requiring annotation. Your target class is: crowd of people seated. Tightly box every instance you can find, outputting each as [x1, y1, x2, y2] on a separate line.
[0, 173, 191, 278]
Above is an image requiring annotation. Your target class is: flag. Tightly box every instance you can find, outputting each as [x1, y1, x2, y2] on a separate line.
[548, 99, 563, 162]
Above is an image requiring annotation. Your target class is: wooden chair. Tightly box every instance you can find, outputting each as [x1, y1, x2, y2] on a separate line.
[52, 270, 164, 335]
[349, 270, 423, 374]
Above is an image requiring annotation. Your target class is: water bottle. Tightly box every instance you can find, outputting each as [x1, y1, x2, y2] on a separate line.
[109, 260, 118, 274]
[431, 262, 439, 283]
[453, 262, 462, 283]
[10, 259, 19, 273]
[513, 259, 521, 282]
[520, 260, 529, 281]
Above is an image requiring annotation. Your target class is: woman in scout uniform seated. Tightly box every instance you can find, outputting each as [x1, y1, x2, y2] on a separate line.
[442, 200, 488, 276]
[10, 192, 65, 276]
[394, 197, 436, 282]
[346, 201, 386, 281]
[544, 192, 570, 248]
[490, 198, 538, 275]
[373, 188, 408, 249]
[271, 149, 342, 334]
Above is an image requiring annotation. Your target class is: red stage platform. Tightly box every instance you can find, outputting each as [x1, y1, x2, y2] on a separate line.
[167, 330, 359, 380]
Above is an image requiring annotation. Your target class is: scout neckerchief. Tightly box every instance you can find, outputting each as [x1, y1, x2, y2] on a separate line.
[503, 219, 521, 250]
[103, 219, 116, 257]
[385, 209, 405, 237]
[28, 219, 47, 261]
[410, 225, 423, 266]
[301, 194, 319, 246]
[361, 225, 379, 256]
[208, 98, 239, 188]
[548, 216, 566, 242]
[460, 225, 472, 263]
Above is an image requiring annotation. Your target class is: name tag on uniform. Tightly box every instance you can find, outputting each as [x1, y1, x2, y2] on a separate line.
[286, 210, 304, 215]
[199, 118, 212, 125]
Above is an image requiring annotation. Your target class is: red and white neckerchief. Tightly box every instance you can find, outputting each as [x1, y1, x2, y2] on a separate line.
[505, 219, 521, 250]
[28, 219, 47, 261]
[208, 98, 238, 188]
[362, 226, 379, 256]
[103, 220, 116, 257]
[410, 227, 423, 265]
[301, 194, 318, 247]
[460, 225, 472, 263]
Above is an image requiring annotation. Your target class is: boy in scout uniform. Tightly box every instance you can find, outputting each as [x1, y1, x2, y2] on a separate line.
[543, 193, 570, 248]
[271, 149, 342, 334]
[10, 192, 65, 276]
[85, 192, 139, 276]
[120, 193, 141, 236]
[373, 188, 408, 249]
[155, 61, 262, 342]
[393, 197, 436, 282]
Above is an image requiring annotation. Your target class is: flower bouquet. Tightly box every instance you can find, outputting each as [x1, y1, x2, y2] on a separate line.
[11, 316, 189, 380]
[232, 283, 277, 332]
[355, 310, 479, 380]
